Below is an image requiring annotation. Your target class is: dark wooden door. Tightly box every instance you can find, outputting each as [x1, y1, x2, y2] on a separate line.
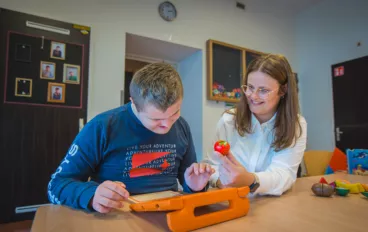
[124, 71, 133, 104]
[331, 56, 368, 152]
[0, 8, 90, 223]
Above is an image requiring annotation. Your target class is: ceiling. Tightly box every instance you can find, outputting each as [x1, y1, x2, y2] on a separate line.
[238, 0, 324, 16]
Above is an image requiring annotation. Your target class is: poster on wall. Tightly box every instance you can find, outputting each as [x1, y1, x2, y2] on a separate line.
[4, 31, 85, 108]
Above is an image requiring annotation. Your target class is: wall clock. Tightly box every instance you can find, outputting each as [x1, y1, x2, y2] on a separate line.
[158, 1, 177, 21]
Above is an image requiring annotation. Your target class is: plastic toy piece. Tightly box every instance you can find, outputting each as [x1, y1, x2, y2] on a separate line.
[319, 177, 328, 184]
[335, 187, 349, 196]
[329, 181, 336, 190]
[311, 183, 334, 197]
[130, 187, 250, 232]
[335, 180, 365, 193]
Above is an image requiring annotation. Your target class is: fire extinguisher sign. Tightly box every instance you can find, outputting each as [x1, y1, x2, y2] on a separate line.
[334, 66, 344, 77]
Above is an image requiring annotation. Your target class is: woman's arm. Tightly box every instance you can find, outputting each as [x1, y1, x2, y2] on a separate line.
[255, 117, 307, 195]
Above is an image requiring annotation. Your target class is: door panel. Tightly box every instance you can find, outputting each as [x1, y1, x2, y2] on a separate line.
[331, 56, 368, 152]
[0, 8, 90, 223]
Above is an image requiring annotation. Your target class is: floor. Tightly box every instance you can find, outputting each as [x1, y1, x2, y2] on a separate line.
[0, 220, 32, 232]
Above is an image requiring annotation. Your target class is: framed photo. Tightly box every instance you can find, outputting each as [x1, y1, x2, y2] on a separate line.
[15, 43, 32, 62]
[47, 82, 66, 103]
[15, 77, 32, 97]
[40, 61, 56, 80]
[63, 64, 80, 84]
[50, 41, 66, 60]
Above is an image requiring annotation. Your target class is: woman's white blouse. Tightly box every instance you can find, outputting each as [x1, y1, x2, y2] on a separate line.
[204, 112, 307, 195]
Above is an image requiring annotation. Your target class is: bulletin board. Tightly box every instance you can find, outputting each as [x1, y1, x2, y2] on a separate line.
[4, 31, 84, 108]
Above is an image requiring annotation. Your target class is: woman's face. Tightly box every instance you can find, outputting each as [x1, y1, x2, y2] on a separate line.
[244, 71, 284, 123]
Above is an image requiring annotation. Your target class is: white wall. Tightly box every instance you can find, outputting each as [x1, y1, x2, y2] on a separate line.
[178, 51, 203, 159]
[0, 0, 296, 156]
[296, 0, 368, 151]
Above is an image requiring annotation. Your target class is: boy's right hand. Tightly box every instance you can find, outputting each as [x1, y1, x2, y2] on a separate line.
[91, 180, 130, 213]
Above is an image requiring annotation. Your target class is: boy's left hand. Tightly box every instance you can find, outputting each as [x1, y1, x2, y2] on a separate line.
[184, 163, 215, 192]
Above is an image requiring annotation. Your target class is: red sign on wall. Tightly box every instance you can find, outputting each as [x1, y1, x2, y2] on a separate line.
[334, 66, 344, 77]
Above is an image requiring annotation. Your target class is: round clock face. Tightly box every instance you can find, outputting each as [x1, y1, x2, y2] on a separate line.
[158, 1, 177, 21]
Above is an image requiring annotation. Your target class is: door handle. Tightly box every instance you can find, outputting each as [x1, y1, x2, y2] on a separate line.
[335, 127, 343, 141]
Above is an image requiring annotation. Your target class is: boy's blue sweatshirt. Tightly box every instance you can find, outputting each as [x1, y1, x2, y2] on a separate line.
[47, 102, 199, 210]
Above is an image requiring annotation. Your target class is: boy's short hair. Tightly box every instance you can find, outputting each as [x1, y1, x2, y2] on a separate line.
[129, 63, 183, 112]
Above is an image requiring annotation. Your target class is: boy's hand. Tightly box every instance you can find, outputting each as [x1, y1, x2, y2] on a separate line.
[184, 163, 215, 192]
[90, 181, 130, 213]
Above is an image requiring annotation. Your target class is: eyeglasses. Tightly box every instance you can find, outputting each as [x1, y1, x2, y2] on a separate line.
[241, 84, 279, 100]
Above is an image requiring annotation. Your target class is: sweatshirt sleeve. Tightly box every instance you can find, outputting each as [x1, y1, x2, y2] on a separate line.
[47, 117, 106, 211]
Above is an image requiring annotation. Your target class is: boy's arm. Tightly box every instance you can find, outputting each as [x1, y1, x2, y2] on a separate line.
[47, 118, 105, 210]
[178, 121, 208, 193]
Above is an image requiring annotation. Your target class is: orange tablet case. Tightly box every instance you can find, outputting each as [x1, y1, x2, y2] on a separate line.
[130, 186, 250, 232]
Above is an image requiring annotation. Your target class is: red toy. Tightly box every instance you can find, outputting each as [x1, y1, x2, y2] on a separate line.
[214, 140, 230, 156]
[319, 177, 328, 184]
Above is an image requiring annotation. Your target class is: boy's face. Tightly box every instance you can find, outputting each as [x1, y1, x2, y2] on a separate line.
[133, 99, 182, 134]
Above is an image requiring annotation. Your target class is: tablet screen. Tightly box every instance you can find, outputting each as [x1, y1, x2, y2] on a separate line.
[129, 191, 182, 203]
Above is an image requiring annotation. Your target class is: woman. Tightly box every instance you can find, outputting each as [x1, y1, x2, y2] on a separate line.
[204, 54, 307, 195]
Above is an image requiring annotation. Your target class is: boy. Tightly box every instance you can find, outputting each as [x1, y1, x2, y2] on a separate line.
[48, 63, 214, 213]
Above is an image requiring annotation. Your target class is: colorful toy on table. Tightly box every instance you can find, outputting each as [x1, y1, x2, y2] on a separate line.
[312, 177, 368, 198]
[329, 181, 336, 189]
[319, 177, 328, 184]
[311, 183, 334, 197]
[335, 179, 367, 193]
[335, 187, 350, 196]
[318, 177, 336, 190]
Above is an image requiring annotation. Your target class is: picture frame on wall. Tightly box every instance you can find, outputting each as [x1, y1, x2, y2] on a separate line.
[15, 43, 32, 62]
[47, 82, 66, 103]
[15, 77, 33, 97]
[50, 41, 66, 60]
[245, 49, 263, 70]
[40, 61, 56, 80]
[63, 64, 80, 84]
[207, 39, 266, 103]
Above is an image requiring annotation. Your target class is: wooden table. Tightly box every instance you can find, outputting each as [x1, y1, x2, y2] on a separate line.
[31, 173, 368, 232]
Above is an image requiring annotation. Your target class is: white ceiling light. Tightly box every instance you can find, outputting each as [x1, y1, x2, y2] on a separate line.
[26, 21, 70, 35]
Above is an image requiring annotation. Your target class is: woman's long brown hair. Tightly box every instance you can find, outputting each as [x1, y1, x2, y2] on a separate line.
[227, 54, 302, 151]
